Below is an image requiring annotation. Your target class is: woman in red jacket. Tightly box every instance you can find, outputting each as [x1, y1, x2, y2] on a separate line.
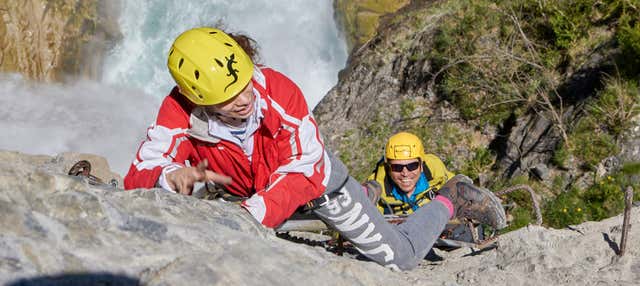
[124, 27, 506, 270]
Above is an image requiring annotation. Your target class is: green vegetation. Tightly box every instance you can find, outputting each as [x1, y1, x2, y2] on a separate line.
[543, 169, 639, 228]
[614, 1, 640, 74]
[338, 114, 392, 181]
[504, 206, 535, 232]
[459, 147, 495, 181]
[584, 176, 626, 221]
[586, 77, 640, 138]
[551, 144, 570, 169]
[570, 119, 619, 170]
[334, 0, 411, 51]
[415, 122, 469, 167]
[337, 0, 640, 232]
[430, 0, 639, 128]
[542, 162, 640, 228]
[543, 187, 588, 228]
[424, 0, 640, 229]
[432, 0, 550, 125]
[494, 169, 637, 230]
[491, 176, 537, 232]
[566, 77, 637, 169]
[399, 98, 416, 118]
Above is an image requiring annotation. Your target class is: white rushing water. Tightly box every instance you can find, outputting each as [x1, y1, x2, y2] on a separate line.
[0, 74, 160, 176]
[102, 0, 347, 108]
[0, 0, 347, 176]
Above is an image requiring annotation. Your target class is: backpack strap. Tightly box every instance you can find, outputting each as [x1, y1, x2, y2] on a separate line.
[372, 156, 385, 180]
[421, 160, 433, 181]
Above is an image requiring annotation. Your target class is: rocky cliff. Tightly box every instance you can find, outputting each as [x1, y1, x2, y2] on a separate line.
[1, 150, 638, 285]
[333, 0, 411, 52]
[317, 1, 492, 178]
[0, 151, 407, 285]
[1, 0, 639, 284]
[317, 0, 640, 229]
[0, 0, 119, 81]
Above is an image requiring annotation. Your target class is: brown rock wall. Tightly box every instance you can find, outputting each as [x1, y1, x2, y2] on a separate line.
[334, 0, 411, 52]
[0, 0, 119, 82]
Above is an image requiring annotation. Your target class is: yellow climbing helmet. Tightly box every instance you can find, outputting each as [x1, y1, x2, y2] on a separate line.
[385, 132, 425, 161]
[167, 27, 254, 105]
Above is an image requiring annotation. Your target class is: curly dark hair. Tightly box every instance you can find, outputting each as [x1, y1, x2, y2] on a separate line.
[228, 32, 260, 64]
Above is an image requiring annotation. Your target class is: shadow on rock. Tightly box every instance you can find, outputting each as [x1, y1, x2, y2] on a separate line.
[602, 232, 620, 255]
[7, 272, 139, 286]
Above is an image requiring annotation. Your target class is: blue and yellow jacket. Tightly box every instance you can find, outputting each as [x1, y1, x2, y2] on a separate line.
[367, 153, 454, 215]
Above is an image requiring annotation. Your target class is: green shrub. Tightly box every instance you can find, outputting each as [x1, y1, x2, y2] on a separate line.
[502, 207, 533, 233]
[543, 187, 587, 228]
[417, 121, 480, 174]
[584, 175, 626, 221]
[431, 0, 582, 127]
[432, 1, 518, 124]
[618, 16, 640, 55]
[542, 169, 637, 229]
[338, 114, 392, 181]
[599, 0, 640, 74]
[587, 77, 640, 138]
[460, 147, 495, 181]
[492, 176, 539, 232]
[617, 20, 640, 74]
[569, 116, 619, 170]
[399, 98, 416, 118]
[565, 76, 638, 169]
[553, 1, 595, 48]
[620, 162, 640, 202]
[551, 144, 570, 168]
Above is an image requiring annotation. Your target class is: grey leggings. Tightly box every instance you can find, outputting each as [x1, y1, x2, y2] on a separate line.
[313, 155, 450, 270]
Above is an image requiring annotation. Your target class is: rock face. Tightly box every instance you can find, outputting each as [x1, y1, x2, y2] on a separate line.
[0, 0, 119, 81]
[316, 2, 482, 178]
[410, 211, 640, 285]
[0, 151, 403, 285]
[2, 150, 638, 285]
[316, 0, 638, 186]
[0, 152, 412, 285]
[334, 0, 411, 52]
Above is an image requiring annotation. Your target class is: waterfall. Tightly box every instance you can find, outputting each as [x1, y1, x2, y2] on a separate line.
[102, 0, 347, 108]
[0, 0, 347, 176]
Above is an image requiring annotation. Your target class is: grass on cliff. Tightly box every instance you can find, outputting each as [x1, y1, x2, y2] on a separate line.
[338, 0, 639, 231]
[426, 0, 640, 229]
[488, 168, 640, 231]
[431, 0, 639, 135]
[338, 113, 391, 181]
[543, 165, 640, 228]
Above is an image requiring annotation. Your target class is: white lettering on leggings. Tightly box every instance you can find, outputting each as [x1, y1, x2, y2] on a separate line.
[326, 188, 395, 262]
[326, 197, 342, 216]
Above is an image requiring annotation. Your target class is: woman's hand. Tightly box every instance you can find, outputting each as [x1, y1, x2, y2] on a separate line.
[166, 159, 232, 195]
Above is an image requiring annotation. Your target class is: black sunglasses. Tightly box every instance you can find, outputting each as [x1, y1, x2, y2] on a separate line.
[388, 161, 421, 172]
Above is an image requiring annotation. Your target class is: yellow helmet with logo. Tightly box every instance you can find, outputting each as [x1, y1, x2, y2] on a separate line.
[385, 132, 424, 161]
[167, 27, 254, 105]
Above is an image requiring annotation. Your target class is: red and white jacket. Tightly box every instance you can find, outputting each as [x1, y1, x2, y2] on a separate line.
[124, 67, 332, 227]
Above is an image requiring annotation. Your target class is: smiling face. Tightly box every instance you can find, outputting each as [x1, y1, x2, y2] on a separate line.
[206, 81, 255, 120]
[387, 158, 422, 196]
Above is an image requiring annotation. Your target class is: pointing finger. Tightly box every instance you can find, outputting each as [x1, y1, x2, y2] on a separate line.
[205, 170, 232, 185]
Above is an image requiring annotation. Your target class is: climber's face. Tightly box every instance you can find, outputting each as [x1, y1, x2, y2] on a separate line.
[207, 81, 256, 120]
[388, 158, 422, 195]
